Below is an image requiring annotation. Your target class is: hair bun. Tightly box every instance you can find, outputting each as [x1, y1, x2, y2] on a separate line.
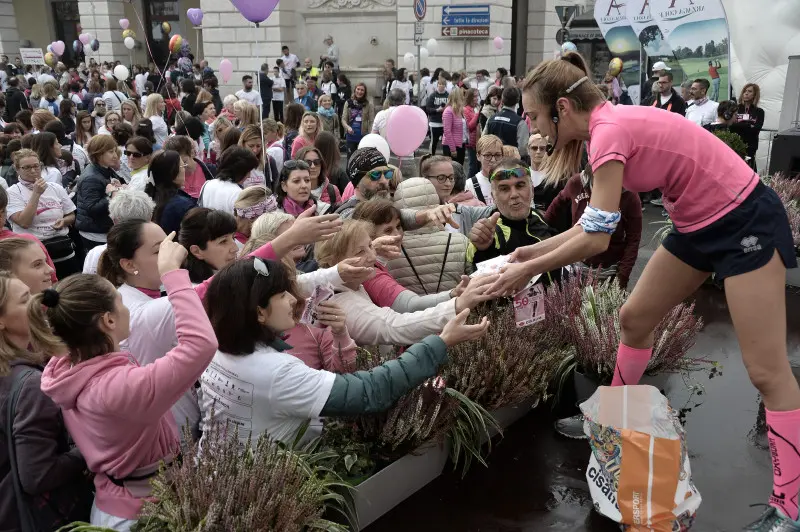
[41, 288, 60, 308]
[561, 52, 590, 76]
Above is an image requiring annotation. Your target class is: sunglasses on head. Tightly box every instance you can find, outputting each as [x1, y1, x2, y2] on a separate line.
[489, 167, 530, 182]
[284, 160, 310, 171]
[362, 168, 394, 181]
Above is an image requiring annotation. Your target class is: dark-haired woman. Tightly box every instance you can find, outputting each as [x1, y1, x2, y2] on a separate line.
[73, 110, 94, 148]
[145, 150, 196, 235]
[37, 236, 217, 530]
[198, 257, 489, 446]
[276, 160, 329, 216]
[125, 136, 154, 192]
[342, 82, 374, 158]
[59, 99, 77, 137]
[178, 207, 238, 285]
[297, 145, 340, 207]
[314, 131, 348, 194]
[30, 132, 63, 184]
[197, 146, 259, 215]
[490, 52, 799, 530]
[282, 103, 305, 162]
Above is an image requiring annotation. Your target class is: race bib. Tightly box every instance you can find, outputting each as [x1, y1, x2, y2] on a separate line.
[300, 283, 335, 327]
[513, 283, 545, 328]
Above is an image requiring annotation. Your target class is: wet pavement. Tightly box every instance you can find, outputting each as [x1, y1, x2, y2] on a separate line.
[372, 208, 800, 532]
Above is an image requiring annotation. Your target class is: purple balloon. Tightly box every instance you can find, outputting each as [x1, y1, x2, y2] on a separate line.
[90, 39, 100, 52]
[187, 8, 203, 26]
[229, 0, 279, 24]
[73, 40, 83, 54]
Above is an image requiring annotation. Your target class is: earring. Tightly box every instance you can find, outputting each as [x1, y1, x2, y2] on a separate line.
[133, 270, 139, 276]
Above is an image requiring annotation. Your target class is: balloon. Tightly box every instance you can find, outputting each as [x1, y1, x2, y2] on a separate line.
[493, 36, 504, 51]
[420, 47, 429, 60]
[52, 41, 65, 56]
[124, 37, 135, 50]
[358, 134, 391, 161]
[119, 18, 130, 30]
[79, 33, 91, 45]
[73, 40, 83, 54]
[90, 39, 100, 52]
[187, 8, 204, 26]
[230, 0, 279, 24]
[122, 29, 136, 39]
[46, 44, 54, 54]
[386, 105, 428, 157]
[161, 21, 171, 34]
[219, 58, 233, 83]
[561, 41, 577, 54]
[113, 65, 130, 81]
[169, 34, 182, 54]
[44, 52, 57, 68]
[608, 57, 623, 77]
[403, 52, 415, 68]
[426, 38, 438, 55]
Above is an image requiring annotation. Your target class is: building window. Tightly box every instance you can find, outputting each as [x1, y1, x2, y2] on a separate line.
[144, 0, 180, 65]
[52, 0, 81, 66]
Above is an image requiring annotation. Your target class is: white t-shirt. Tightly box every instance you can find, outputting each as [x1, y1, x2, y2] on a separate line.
[39, 96, 63, 111]
[7, 182, 76, 240]
[198, 343, 336, 446]
[390, 80, 412, 104]
[103, 90, 128, 110]
[236, 89, 261, 107]
[372, 107, 397, 137]
[198, 179, 242, 215]
[147, 115, 168, 146]
[321, 80, 338, 97]
[267, 140, 285, 173]
[281, 54, 300, 79]
[82, 243, 106, 274]
[41, 166, 63, 184]
[272, 76, 286, 102]
[464, 171, 493, 206]
[134, 73, 148, 95]
[685, 100, 719, 127]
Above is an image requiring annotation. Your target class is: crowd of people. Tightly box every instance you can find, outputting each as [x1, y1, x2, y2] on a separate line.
[0, 38, 793, 532]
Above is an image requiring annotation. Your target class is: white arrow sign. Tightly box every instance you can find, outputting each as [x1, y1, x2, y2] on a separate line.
[443, 5, 489, 15]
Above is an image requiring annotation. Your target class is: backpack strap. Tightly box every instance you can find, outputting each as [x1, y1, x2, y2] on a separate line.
[435, 233, 452, 294]
[401, 245, 429, 295]
[5, 368, 38, 531]
[471, 175, 486, 204]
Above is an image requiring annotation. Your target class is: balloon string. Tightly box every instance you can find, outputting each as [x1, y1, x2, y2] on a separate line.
[255, 23, 269, 196]
[131, 4, 163, 77]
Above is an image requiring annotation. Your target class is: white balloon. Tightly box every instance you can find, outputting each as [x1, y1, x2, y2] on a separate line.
[426, 38, 438, 55]
[420, 47, 429, 60]
[124, 37, 135, 50]
[358, 133, 391, 160]
[113, 65, 130, 81]
[403, 52, 415, 68]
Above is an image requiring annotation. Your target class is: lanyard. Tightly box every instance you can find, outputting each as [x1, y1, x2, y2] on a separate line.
[652, 98, 672, 112]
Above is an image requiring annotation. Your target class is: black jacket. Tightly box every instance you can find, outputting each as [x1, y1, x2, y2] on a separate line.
[4, 88, 28, 121]
[75, 164, 120, 235]
[210, 88, 223, 116]
[486, 108, 522, 148]
[647, 88, 686, 116]
[426, 90, 449, 124]
[735, 104, 765, 156]
[259, 72, 274, 103]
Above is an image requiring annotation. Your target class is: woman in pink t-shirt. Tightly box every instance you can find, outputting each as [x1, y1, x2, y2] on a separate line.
[490, 53, 799, 530]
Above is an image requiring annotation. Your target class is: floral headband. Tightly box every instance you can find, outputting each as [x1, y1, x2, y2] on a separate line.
[235, 194, 278, 219]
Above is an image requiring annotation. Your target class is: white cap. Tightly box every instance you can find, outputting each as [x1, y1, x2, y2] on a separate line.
[652, 61, 672, 72]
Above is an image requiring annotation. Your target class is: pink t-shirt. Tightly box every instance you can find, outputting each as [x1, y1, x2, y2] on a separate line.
[182, 163, 206, 199]
[587, 102, 757, 233]
[363, 262, 405, 308]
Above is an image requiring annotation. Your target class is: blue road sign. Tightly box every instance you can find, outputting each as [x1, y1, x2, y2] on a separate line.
[441, 4, 490, 27]
[414, 0, 426, 21]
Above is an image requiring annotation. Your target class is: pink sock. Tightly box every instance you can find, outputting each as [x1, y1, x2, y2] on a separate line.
[610, 343, 652, 386]
[767, 408, 800, 520]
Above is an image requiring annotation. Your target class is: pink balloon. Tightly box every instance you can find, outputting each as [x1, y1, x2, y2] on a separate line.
[493, 36, 504, 51]
[230, 0, 279, 24]
[219, 58, 233, 83]
[52, 40, 65, 56]
[79, 33, 91, 45]
[386, 105, 429, 157]
[119, 18, 130, 30]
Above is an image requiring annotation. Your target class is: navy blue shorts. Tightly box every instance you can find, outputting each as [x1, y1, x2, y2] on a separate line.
[661, 182, 798, 280]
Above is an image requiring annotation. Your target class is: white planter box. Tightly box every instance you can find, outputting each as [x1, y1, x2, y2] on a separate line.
[355, 441, 449, 530]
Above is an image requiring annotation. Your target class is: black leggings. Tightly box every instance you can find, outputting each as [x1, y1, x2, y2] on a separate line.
[272, 101, 284, 122]
[443, 144, 465, 165]
[430, 126, 443, 155]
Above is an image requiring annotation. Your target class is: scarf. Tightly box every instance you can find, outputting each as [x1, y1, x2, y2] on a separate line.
[135, 287, 161, 299]
[234, 232, 248, 245]
[318, 106, 336, 118]
[348, 98, 364, 110]
[694, 97, 709, 107]
[282, 196, 315, 217]
[17, 179, 36, 190]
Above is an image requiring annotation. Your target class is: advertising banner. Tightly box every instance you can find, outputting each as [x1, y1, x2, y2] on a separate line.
[650, 0, 730, 101]
[594, 0, 642, 104]
[627, 0, 680, 73]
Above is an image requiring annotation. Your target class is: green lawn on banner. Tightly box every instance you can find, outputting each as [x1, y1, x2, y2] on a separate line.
[678, 54, 729, 101]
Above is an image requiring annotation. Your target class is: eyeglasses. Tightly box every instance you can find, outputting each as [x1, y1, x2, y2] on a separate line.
[528, 145, 547, 153]
[489, 167, 530, 182]
[303, 159, 320, 167]
[284, 160, 310, 171]
[481, 152, 503, 160]
[426, 174, 455, 184]
[124, 150, 143, 158]
[362, 168, 394, 181]
[95, 102, 106, 106]
[19, 164, 41, 172]
[254, 257, 270, 277]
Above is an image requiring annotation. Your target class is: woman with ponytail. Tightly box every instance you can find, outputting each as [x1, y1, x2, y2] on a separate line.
[489, 52, 798, 531]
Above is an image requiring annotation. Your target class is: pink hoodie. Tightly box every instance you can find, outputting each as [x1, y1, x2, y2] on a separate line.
[285, 323, 357, 372]
[39, 270, 218, 520]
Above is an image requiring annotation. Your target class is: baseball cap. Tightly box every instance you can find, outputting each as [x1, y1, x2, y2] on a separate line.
[652, 61, 672, 72]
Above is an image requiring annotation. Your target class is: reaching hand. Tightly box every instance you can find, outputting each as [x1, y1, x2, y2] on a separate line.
[450, 275, 470, 298]
[469, 212, 499, 251]
[425, 204, 459, 229]
[487, 261, 537, 297]
[316, 300, 347, 335]
[337, 257, 375, 286]
[158, 231, 188, 276]
[454, 273, 499, 313]
[372, 235, 402, 261]
[439, 309, 490, 347]
[509, 242, 547, 264]
[289, 207, 343, 245]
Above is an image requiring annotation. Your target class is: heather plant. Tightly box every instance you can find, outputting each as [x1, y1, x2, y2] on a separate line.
[766, 174, 800, 249]
[443, 300, 572, 410]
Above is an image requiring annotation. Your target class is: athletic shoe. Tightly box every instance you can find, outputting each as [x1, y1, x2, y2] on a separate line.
[553, 415, 588, 440]
[743, 506, 800, 531]
[650, 197, 664, 206]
